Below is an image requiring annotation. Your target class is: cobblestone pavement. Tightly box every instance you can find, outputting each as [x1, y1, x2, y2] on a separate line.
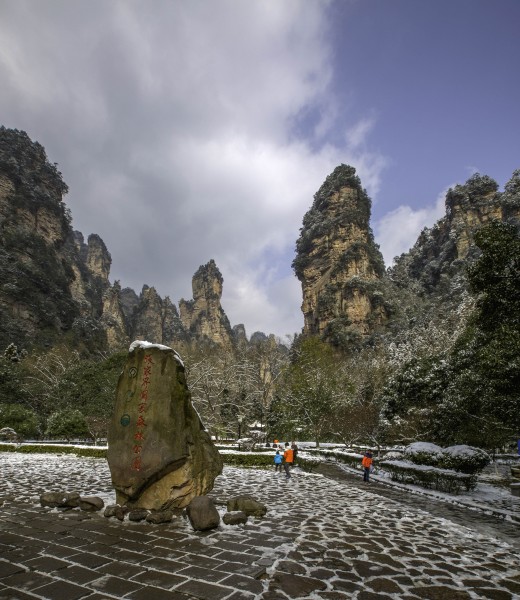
[0, 454, 519, 600]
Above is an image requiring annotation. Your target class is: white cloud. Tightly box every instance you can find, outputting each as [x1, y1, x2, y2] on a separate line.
[374, 187, 449, 266]
[0, 0, 387, 338]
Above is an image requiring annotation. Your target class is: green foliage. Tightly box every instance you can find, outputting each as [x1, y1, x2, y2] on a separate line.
[467, 221, 520, 332]
[382, 220, 520, 449]
[0, 354, 27, 405]
[0, 403, 40, 438]
[0, 443, 107, 458]
[45, 409, 89, 441]
[281, 337, 353, 446]
[438, 446, 490, 474]
[446, 173, 499, 215]
[0, 230, 78, 337]
[0, 126, 69, 210]
[55, 351, 126, 418]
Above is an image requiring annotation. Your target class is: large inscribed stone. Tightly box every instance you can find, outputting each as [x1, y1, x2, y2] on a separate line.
[107, 341, 223, 510]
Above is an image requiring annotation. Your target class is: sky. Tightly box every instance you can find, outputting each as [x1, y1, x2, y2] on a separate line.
[1, 0, 519, 340]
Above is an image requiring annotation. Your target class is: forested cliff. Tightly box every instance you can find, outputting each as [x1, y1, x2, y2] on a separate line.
[0, 127, 247, 355]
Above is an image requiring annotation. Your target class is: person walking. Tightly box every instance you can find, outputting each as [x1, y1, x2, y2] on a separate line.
[283, 442, 294, 478]
[274, 450, 283, 472]
[362, 450, 373, 483]
[291, 441, 299, 466]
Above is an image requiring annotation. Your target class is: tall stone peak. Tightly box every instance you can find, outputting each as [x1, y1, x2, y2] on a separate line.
[293, 164, 387, 347]
[86, 234, 111, 283]
[179, 260, 234, 348]
[0, 128, 258, 353]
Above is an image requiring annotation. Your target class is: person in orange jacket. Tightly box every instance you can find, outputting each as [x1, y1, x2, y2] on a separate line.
[361, 450, 373, 482]
[283, 442, 294, 478]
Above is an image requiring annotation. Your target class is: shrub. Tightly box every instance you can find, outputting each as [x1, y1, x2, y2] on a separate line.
[438, 445, 490, 474]
[381, 460, 477, 493]
[404, 442, 442, 466]
[308, 448, 365, 470]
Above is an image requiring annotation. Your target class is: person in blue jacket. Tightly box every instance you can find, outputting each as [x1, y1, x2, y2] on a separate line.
[274, 450, 283, 472]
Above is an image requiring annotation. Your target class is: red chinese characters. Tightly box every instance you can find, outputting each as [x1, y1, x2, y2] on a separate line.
[131, 353, 153, 471]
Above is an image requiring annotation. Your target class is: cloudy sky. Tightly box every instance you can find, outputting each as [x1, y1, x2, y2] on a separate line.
[1, 0, 519, 339]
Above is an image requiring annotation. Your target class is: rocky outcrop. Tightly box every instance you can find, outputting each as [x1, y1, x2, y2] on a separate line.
[107, 341, 223, 510]
[130, 286, 189, 349]
[101, 281, 130, 351]
[179, 260, 235, 348]
[393, 172, 520, 300]
[293, 165, 388, 346]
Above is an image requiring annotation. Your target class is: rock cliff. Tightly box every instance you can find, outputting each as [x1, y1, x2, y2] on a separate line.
[390, 171, 520, 305]
[293, 166, 520, 350]
[179, 260, 235, 349]
[293, 165, 388, 347]
[0, 128, 240, 353]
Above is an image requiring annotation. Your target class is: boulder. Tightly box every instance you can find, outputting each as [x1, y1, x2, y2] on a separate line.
[146, 510, 174, 524]
[107, 341, 223, 511]
[60, 492, 80, 508]
[104, 504, 126, 520]
[40, 492, 66, 508]
[128, 508, 149, 522]
[227, 495, 267, 517]
[79, 496, 105, 512]
[186, 496, 220, 531]
[223, 511, 248, 525]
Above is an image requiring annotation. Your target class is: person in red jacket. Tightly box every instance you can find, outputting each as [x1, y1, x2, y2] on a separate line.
[361, 450, 373, 483]
[283, 442, 294, 478]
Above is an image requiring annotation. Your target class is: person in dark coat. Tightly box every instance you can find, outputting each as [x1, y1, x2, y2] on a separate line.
[291, 441, 299, 465]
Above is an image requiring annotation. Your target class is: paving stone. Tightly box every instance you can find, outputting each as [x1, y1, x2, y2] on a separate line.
[175, 579, 233, 600]
[53, 564, 103, 584]
[0, 560, 25, 579]
[97, 561, 148, 579]
[177, 555, 224, 570]
[218, 561, 266, 578]
[89, 574, 144, 596]
[219, 573, 264, 594]
[330, 579, 362, 593]
[0, 588, 41, 600]
[68, 552, 110, 569]
[270, 572, 327, 597]
[127, 586, 197, 600]
[1, 570, 54, 590]
[470, 590, 513, 600]
[352, 560, 399, 578]
[176, 565, 228, 583]
[139, 556, 187, 572]
[412, 586, 472, 599]
[357, 592, 393, 600]
[32, 579, 92, 599]
[24, 556, 72, 572]
[501, 579, 520, 594]
[366, 577, 404, 594]
[276, 560, 307, 575]
[131, 569, 187, 589]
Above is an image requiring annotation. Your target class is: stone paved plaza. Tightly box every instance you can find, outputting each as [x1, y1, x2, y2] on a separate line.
[0, 453, 519, 599]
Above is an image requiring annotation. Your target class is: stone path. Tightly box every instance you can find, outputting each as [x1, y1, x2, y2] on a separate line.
[1, 453, 519, 599]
